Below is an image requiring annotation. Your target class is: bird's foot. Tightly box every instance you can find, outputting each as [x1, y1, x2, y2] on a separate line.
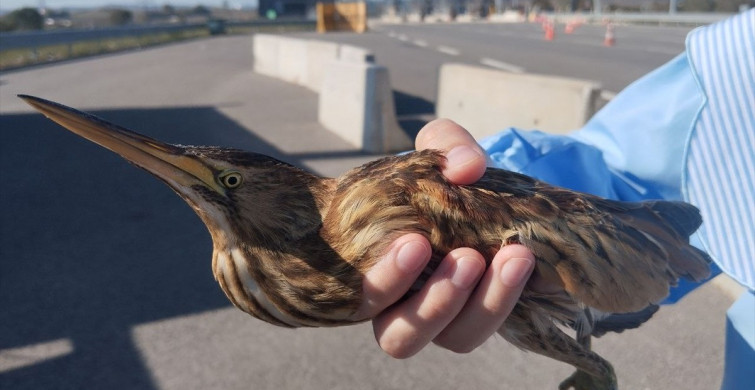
[558, 369, 617, 390]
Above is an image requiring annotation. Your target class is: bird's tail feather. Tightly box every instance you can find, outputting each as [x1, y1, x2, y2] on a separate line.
[589, 304, 660, 337]
[647, 201, 703, 238]
[616, 200, 712, 283]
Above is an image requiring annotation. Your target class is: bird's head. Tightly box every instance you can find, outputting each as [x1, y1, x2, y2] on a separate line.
[19, 95, 328, 250]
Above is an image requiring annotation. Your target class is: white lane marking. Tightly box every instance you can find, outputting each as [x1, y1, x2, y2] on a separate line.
[413, 39, 428, 47]
[600, 90, 617, 101]
[0, 338, 74, 373]
[437, 45, 460, 56]
[479, 57, 525, 73]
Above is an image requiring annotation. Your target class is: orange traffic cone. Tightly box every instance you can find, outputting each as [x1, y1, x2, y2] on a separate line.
[604, 23, 615, 46]
[545, 21, 555, 41]
[564, 21, 574, 34]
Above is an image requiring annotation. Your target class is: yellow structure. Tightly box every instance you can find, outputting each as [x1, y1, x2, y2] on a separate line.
[316, 2, 367, 33]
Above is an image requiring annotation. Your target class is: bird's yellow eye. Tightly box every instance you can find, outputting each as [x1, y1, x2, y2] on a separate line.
[219, 171, 243, 189]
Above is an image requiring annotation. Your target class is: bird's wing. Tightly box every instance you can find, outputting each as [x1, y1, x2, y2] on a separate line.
[474, 168, 711, 314]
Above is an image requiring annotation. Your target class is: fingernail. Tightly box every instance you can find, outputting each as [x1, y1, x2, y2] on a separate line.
[450, 257, 483, 289]
[396, 241, 429, 273]
[446, 145, 482, 167]
[500, 258, 534, 288]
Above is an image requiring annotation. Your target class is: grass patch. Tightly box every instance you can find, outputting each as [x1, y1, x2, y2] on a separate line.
[226, 23, 315, 35]
[0, 23, 314, 71]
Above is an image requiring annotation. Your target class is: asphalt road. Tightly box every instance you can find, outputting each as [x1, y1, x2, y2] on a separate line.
[0, 22, 736, 390]
[296, 22, 694, 116]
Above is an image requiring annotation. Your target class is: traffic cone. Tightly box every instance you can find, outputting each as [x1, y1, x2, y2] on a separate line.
[564, 21, 574, 34]
[604, 23, 615, 46]
[544, 21, 555, 41]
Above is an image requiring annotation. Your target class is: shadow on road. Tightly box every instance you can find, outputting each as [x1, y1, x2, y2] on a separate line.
[393, 90, 435, 141]
[0, 107, 328, 389]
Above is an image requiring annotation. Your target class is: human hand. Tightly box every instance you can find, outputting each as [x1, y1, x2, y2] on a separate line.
[354, 119, 538, 358]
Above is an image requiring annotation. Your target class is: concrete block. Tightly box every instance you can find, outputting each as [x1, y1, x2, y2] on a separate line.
[489, 11, 526, 23]
[277, 37, 309, 85]
[455, 14, 477, 22]
[436, 63, 601, 138]
[252, 35, 405, 153]
[252, 34, 280, 78]
[339, 44, 375, 63]
[319, 60, 411, 153]
[303, 40, 340, 92]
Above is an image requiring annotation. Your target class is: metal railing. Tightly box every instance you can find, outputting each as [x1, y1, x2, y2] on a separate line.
[549, 12, 734, 26]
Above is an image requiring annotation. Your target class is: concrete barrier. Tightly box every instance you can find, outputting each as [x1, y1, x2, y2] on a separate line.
[319, 60, 410, 153]
[252, 34, 409, 153]
[304, 40, 340, 92]
[436, 63, 601, 138]
[253, 35, 340, 92]
[252, 34, 280, 79]
[339, 44, 375, 63]
[277, 37, 309, 85]
[489, 11, 527, 23]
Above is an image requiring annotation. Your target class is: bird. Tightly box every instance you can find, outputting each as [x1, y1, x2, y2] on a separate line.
[20, 95, 711, 390]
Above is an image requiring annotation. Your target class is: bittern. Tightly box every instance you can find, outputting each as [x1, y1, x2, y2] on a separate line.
[21, 95, 711, 390]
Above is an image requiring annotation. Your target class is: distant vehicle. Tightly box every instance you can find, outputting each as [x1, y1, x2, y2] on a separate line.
[207, 19, 227, 35]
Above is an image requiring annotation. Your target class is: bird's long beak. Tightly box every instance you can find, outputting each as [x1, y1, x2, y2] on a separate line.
[19, 95, 224, 195]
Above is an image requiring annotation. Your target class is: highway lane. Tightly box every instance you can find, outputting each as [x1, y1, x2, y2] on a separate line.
[382, 22, 691, 91]
[300, 22, 694, 103]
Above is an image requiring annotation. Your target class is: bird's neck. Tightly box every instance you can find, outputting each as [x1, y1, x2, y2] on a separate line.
[212, 245, 308, 327]
[206, 171, 361, 328]
[211, 240, 363, 328]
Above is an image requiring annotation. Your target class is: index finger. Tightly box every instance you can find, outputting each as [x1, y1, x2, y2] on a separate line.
[415, 119, 487, 185]
[349, 233, 432, 321]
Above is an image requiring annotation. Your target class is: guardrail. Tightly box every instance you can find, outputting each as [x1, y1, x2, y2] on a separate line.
[0, 19, 315, 51]
[549, 12, 734, 26]
[378, 11, 737, 26]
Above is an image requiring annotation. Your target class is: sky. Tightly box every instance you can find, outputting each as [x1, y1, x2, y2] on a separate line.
[1, 1, 254, 10]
